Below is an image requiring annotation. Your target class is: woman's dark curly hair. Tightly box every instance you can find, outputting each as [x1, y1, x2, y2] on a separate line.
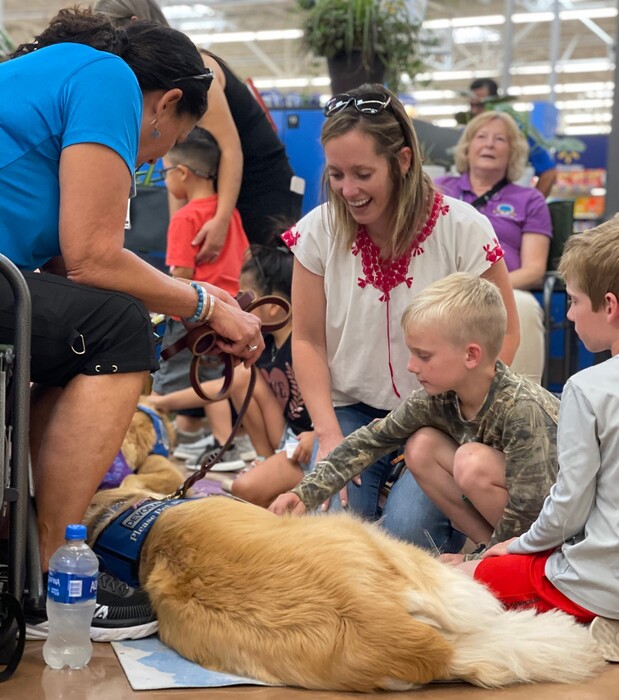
[12, 7, 209, 119]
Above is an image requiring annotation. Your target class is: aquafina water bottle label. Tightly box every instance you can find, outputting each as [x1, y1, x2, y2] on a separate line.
[47, 570, 98, 604]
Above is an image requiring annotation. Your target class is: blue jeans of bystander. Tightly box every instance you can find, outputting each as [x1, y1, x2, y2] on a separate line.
[310, 403, 466, 554]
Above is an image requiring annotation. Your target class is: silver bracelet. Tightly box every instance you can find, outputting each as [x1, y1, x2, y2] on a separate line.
[199, 293, 216, 323]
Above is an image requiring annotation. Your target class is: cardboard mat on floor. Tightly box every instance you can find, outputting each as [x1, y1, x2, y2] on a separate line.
[112, 636, 274, 690]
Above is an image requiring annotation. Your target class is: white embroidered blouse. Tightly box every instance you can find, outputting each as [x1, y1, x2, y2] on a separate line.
[283, 194, 504, 411]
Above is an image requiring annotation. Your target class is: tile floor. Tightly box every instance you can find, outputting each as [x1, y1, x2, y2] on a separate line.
[5, 642, 619, 700]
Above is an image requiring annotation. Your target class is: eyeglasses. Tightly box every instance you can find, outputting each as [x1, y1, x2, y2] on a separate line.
[159, 165, 215, 180]
[159, 166, 179, 179]
[134, 165, 179, 185]
[324, 92, 392, 117]
[171, 69, 214, 89]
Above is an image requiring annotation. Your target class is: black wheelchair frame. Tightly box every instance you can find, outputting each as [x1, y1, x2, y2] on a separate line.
[0, 254, 44, 681]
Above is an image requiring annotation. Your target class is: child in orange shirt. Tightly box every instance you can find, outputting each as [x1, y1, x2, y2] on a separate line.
[152, 127, 249, 466]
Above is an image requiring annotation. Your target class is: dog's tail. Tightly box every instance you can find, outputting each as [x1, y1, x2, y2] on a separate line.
[402, 563, 604, 688]
[448, 606, 604, 687]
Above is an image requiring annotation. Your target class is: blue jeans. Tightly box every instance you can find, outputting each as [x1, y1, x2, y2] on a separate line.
[313, 403, 466, 554]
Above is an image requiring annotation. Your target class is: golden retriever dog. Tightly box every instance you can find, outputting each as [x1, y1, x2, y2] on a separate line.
[86, 468, 604, 693]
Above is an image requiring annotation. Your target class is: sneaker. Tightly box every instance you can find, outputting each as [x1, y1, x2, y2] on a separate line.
[173, 422, 209, 445]
[236, 434, 257, 462]
[172, 432, 216, 460]
[186, 441, 246, 472]
[589, 616, 619, 663]
[25, 571, 158, 643]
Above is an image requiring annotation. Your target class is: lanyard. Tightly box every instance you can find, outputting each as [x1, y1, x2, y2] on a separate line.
[470, 177, 509, 210]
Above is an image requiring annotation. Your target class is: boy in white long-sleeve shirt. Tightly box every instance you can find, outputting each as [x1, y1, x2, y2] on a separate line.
[465, 218, 619, 660]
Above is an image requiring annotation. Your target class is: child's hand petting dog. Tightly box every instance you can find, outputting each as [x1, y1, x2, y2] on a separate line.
[482, 537, 517, 558]
[291, 430, 314, 466]
[269, 492, 306, 515]
[438, 553, 465, 566]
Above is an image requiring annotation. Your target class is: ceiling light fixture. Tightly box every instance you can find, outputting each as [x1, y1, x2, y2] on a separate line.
[562, 125, 611, 135]
[188, 29, 304, 44]
[422, 7, 617, 30]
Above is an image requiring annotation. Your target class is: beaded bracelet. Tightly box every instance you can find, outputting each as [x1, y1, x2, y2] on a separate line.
[186, 281, 206, 323]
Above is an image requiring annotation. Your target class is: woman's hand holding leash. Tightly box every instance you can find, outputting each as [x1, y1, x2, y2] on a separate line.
[196, 284, 264, 365]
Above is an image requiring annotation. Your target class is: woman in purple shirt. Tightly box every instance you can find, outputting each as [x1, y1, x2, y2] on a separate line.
[436, 111, 552, 384]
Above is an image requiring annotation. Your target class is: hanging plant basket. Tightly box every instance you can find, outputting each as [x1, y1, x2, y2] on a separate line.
[298, 0, 425, 93]
[327, 50, 386, 94]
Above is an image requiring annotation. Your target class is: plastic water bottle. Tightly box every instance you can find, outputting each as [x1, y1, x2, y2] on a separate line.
[43, 524, 99, 670]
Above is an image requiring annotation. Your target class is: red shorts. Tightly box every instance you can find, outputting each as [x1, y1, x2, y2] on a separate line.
[474, 551, 596, 624]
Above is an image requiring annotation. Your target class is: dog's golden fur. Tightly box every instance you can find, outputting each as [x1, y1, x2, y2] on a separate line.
[86, 466, 604, 692]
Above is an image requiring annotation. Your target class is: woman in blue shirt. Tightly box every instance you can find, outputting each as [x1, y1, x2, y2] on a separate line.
[0, 8, 263, 639]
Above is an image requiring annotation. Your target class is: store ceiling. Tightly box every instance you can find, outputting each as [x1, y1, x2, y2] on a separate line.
[2, 0, 616, 134]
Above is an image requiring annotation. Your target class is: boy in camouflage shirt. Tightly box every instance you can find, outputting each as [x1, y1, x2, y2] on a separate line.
[270, 273, 560, 555]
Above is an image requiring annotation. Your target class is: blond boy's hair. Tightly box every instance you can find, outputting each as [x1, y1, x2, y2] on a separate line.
[559, 217, 619, 311]
[401, 272, 506, 359]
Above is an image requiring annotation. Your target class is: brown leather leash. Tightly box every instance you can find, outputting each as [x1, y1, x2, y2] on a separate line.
[161, 291, 290, 499]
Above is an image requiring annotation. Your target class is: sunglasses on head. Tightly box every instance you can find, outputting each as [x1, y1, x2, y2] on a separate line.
[324, 92, 392, 117]
[171, 68, 214, 89]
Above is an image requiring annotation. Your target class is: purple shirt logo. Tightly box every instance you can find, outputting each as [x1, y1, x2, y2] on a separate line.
[493, 203, 516, 218]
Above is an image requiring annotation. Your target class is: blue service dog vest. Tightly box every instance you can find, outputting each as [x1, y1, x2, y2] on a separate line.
[93, 408, 172, 585]
[136, 404, 170, 457]
[93, 499, 186, 587]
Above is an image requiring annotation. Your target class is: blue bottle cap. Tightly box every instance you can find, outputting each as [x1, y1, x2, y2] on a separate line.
[65, 524, 87, 540]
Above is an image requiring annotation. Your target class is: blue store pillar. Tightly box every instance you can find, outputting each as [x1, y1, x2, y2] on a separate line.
[529, 102, 559, 140]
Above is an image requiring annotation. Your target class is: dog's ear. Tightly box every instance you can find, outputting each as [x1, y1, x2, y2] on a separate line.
[122, 407, 158, 469]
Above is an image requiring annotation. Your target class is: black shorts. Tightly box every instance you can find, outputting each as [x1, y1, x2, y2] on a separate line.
[0, 271, 158, 387]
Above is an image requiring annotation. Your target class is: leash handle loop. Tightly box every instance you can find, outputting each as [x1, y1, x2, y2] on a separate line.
[164, 292, 290, 499]
[169, 364, 257, 500]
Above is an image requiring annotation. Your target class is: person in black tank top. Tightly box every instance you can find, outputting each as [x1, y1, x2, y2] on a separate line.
[195, 51, 302, 248]
[96, 0, 303, 252]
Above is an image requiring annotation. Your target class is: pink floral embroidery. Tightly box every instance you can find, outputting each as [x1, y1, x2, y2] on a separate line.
[351, 192, 449, 398]
[281, 227, 300, 248]
[351, 192, 449, 301]
[483, 238, 505, 264]
[412, 193, 450, 257]
[352, 229, 413, 302]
